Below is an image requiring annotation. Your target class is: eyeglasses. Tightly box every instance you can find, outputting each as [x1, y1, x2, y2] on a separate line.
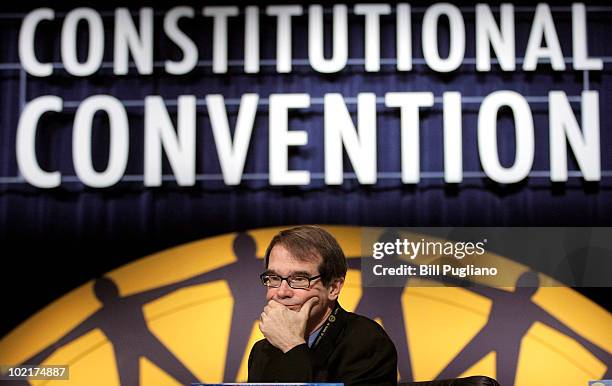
[259, 273, 322, 289]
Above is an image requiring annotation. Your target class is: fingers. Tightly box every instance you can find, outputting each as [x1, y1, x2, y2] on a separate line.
[299, 296, 319, 317]
[259, 311, 268, 333]
[268, 299, 282, 308]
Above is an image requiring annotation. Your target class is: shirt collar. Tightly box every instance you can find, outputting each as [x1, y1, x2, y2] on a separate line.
[307, 325, 323, 347]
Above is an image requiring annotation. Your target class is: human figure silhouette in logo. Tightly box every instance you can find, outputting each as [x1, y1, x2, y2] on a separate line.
[347, 230, 414, 381]
[436, 270, 612, 386]
[10, 232, 266, 385]
[12, 276, 201, 386]
[170, 232, 267, 382]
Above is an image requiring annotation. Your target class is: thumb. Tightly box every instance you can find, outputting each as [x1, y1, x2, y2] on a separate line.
[299, 297, 319, 318]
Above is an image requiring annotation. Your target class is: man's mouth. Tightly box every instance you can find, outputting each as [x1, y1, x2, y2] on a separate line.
[285, 304, 301, 311]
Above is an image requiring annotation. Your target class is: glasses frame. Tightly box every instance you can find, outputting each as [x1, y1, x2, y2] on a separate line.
[259, 272, 322, 289]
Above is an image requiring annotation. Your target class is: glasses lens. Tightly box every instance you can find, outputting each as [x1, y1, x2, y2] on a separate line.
[262, 275, 281, 287]
[288, 276, 310, 289]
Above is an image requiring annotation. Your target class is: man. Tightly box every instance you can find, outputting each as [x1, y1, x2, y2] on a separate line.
[248, 225, 398, 385]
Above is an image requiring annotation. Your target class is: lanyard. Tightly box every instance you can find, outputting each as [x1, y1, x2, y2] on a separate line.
[311, 303, 342, 349]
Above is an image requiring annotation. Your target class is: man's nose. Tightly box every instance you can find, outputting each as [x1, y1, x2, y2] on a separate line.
[275, 279, 294, 298]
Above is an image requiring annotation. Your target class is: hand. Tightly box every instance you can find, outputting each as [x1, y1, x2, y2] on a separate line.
[259, 297, 319, 353]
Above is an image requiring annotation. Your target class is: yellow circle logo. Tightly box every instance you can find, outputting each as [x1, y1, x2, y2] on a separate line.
[0, 226, 609, 386]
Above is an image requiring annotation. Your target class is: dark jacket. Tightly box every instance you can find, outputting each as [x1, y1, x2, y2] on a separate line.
[248, 303, 398, 385]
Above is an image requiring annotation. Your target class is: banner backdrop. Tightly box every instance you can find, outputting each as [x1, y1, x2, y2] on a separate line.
[0, 1, 611, 385]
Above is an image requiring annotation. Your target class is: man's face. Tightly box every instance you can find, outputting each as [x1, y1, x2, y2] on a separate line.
[265, 244, 342, 323]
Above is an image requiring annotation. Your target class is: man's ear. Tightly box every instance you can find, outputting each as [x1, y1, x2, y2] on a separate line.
[327, 278, 344, 300]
